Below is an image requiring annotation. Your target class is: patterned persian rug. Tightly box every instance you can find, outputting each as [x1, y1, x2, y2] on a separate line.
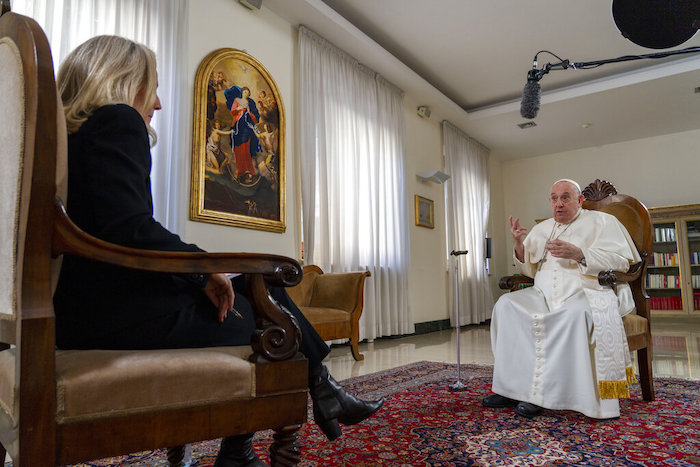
[14, 361, 700, 466]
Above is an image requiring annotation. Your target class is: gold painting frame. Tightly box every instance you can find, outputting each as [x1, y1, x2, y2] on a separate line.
[415, 195, 434, 229]
[190, 48, 286, 232]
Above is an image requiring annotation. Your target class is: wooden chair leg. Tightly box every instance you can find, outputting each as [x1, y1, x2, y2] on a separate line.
[350, 326, 364, 361]
[270, 424, 301, 466]
[637, 347, 655, 401]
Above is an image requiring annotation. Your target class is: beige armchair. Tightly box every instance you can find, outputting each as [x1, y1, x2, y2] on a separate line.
[0, 8, 308, 465]
[287, 265, 371, 361]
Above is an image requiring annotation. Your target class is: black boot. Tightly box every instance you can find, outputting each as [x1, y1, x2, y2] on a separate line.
[308, 364, 384, 441]
[166, 444, 192, 466]
[214, 434, 266, 467]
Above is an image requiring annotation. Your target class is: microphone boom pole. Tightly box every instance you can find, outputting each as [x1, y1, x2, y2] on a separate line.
[520, 46, 700, 119]
[571, 46, 700, 69]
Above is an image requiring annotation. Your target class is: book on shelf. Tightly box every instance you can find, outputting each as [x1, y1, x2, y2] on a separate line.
[653, 226, 676, 243]
[650, 296, 683, 310]
[690, 251, 699, 265]
[650, 252, 679, 266]
[646, 274, 681, 288]
[688, 223, 700, 238]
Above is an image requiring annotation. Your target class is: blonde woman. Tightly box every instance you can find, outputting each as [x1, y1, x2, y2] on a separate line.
[54, 35, 383, 466]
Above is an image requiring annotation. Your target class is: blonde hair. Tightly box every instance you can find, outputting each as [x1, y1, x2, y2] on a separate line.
[57, 35, 158, 142]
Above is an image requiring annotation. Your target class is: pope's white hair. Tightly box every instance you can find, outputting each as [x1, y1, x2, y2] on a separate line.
[552, 178, 581, 195]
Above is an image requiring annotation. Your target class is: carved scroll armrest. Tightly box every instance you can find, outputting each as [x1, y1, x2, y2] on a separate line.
[499, 275, 534, 292]
[598, 259, 645, 294]
[53, 197, 302, 362]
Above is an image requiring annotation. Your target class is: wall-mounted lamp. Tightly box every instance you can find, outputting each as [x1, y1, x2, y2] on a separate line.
[417, 170, 450, 184]
[417, 105, 431, 119]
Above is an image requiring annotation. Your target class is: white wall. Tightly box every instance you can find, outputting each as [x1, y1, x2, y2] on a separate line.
[183, 0, 298, 255]
[496, 128, 700, 286]
[404, 95, 449, 323]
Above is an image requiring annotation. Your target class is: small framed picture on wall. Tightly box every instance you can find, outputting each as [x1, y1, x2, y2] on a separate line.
[415, 195, 434, 229]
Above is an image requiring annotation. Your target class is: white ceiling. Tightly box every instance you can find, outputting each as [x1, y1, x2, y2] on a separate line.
[262, 0, 700, 160]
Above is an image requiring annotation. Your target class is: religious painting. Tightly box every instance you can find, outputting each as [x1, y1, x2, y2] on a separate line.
[415, 195, 434, 229]
[190, 48, 285, 232]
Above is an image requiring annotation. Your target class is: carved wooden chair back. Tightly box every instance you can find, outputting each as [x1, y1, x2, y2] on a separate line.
[581, 179, 654, 401]
[582, 179, 653, 320]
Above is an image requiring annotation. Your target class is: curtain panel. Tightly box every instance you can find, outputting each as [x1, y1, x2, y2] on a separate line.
[12, 0, 188, 234]
[443, 121, 494, 325]
[298, 26, 413, 340]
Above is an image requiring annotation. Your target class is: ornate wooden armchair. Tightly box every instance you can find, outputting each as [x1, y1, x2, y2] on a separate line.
[0, 8, 308, 465]
[287, 265, 371, 361]
[499, 179, 654, 401]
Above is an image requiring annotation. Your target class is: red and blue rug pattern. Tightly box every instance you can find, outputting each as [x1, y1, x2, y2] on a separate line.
[17, 361, 700, 466]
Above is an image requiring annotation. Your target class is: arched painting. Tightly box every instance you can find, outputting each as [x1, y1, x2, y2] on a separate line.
[190, 48, 285, 232]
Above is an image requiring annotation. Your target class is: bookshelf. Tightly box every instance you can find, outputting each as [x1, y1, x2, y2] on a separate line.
[647, 203, 700, 317]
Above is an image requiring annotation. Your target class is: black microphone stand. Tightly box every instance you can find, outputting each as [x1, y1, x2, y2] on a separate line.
[448, 249, 469, 392]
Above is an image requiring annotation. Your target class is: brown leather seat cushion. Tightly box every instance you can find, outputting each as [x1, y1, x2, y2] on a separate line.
[300, 306, 350, 325]
[622, 313, 647, 336]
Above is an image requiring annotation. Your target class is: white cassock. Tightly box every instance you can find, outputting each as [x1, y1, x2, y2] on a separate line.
[491, 208, 641, 419]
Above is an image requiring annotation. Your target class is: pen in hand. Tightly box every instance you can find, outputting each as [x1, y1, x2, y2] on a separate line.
[231, 307, 244, 319]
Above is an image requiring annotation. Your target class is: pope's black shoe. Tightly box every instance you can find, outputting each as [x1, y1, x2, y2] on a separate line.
[214, 434, 266, 467]
[309, 364, 384, 441]
[515, 401, 543, 418]
[482, 393, 519, 408]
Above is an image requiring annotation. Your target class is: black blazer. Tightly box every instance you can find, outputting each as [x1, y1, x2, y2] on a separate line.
[54, 105, 207, 349]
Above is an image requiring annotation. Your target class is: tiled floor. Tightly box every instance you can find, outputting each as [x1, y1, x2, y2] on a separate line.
[325, 316, 700, 382]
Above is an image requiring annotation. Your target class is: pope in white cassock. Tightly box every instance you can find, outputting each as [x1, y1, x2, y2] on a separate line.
[483, 179, 641, 419]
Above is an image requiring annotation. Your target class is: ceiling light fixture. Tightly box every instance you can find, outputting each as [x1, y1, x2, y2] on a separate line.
[517, 121, 537, 129]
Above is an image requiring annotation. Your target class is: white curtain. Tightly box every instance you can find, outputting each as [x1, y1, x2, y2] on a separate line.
[443, 121, 494, 325]
[298, 26, 413, 340]
[12, 0, 188, 233]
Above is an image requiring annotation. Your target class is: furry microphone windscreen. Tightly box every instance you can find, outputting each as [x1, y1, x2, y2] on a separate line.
[520, 79, 541, 119]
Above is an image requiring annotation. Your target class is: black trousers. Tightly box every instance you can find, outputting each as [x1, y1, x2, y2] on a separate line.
[150, 275, 330, 367]
[58, 274, 330, 367]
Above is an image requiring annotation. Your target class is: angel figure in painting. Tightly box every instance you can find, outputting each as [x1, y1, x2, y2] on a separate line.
[256, 122, 279, 190]
[224, 85, 261, 183]
[205, 120, 234, 173]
